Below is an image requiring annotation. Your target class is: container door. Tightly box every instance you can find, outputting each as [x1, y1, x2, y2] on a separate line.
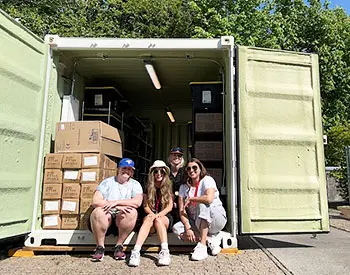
[237, 46, 329, 234]
[0, 10, 48, 239]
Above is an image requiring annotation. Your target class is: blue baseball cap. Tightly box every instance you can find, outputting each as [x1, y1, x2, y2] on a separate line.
[118, 158, 135, 170]
[170, 147, 183, 155]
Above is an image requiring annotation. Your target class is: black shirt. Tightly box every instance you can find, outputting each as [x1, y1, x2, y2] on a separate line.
[169, 166, 185, 193]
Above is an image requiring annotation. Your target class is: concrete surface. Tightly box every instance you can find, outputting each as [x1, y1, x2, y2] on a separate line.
[252, 208, 350, 275]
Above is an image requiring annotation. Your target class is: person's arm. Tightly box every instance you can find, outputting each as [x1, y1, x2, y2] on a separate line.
[179, 195, 196, 242]
[115, 194, 143, 208]
[178, 196, 191, 231]
[143, 194, 154, 215]
[187, 188, 215, 205]
[92, 190, 107, 208]
[157, 197, 173, 217]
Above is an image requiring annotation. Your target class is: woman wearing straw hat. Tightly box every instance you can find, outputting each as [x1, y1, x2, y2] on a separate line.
[128, 160, 173, 267]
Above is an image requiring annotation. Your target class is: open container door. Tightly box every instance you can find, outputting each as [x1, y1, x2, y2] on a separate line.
[237, 46, 329, 234]
[0, 10, 51, 239]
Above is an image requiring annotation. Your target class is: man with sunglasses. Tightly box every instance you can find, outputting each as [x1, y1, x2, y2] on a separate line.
[89, 158, 143, 262]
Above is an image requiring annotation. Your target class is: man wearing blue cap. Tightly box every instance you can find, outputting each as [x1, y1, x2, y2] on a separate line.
[90, 158, 143, 262]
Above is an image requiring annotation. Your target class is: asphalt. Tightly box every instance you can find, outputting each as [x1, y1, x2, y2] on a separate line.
[252, 208, 350, 275]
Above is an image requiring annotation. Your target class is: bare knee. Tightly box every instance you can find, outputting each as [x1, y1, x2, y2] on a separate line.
[154, 217, 166, 228]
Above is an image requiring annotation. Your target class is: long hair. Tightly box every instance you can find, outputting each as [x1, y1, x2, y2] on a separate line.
[146, 168, 173, 211]
[184, 158, 208, 186]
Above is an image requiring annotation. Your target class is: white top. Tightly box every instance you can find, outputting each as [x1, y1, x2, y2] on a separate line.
[178, 175, 223, 219]
[97, 176, 143, 201]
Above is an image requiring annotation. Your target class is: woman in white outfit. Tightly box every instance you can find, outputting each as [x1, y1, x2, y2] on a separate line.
[172, 158, 227, 261]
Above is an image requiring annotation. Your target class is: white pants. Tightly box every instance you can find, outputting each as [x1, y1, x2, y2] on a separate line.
[173, 203, 227, 236]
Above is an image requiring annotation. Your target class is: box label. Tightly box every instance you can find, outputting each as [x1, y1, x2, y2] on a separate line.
[84, 156, 98, 166]
[82, 172, 97, 181]
[64, 171, 79, 180]
[95, 94, 103, 106]
[44, 215, 58, 227]
[202, 90, 212, 103]
[62, 201, 77, 212]
[44, 201, 59, 211]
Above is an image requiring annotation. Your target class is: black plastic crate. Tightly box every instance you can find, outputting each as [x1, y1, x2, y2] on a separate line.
[190, 82, 223, 112]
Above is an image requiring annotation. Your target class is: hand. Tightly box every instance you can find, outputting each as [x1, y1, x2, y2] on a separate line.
[155, 213, 164, 219]
[147, 213, 156, 220]
[185, 228, 196, 242]
[102, 201, 117, 213]
[117, 206, 134, 214]
[184, 198, 191, 209]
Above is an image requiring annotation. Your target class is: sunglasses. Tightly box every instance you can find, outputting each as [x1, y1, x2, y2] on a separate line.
[153, 169, 166, 175]
[186, 165, 199, 172]
[172, 154, 182, 159]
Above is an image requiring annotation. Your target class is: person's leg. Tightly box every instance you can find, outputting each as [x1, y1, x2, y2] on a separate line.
[154, 216, 169, 244]
[198, 218, 209, 245]
[115, 208, 138, 245]
[90, 207, 112, 247]
[154, 216, 171, 266]
[135, 215, 156, 247]
[128, 215, 155, 267]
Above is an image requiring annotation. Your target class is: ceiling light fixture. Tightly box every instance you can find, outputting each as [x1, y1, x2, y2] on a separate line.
[144, 62, 161, 89]
[166, 108, 175, 123]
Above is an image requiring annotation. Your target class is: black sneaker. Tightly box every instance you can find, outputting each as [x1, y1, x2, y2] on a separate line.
[114, 244, 126, 260]
[92, 245, 105, 262]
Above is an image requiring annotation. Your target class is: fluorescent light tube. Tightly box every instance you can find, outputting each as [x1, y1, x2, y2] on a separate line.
[145, 63, 161, 89]
[166, 111, 175, 123]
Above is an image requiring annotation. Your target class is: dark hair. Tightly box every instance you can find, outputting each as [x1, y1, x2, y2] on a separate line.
[184, 158, 207, 186]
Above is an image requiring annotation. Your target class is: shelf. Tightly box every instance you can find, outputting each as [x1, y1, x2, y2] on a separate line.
[132, 134, 152, 147]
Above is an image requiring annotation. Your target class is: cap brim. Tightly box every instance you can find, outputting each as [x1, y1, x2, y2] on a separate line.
[170, 151, 183, 155]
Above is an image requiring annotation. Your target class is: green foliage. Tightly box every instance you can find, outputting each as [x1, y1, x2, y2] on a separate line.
[0, 0, 350, 171]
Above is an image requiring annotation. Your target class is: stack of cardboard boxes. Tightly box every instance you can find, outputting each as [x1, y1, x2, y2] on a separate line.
[42, 121, 123, 230]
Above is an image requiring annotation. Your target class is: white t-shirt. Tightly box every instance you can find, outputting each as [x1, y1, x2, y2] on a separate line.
[178, 175, 222, 219]
[97, 176, 143, 201]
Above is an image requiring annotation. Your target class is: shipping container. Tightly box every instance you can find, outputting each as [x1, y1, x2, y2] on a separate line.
[0, 9, 329, 250]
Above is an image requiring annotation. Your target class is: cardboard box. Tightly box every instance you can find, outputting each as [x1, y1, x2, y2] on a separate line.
[61, 214, 79, 230]
[63, 170, 80, 182]
[62, 153, 82, 169]
[42, 215, 61, 229]
[80, 198, 93, 213]
[42, 184, 62, 199]
[195, 113, 223, 133]
[80, 169, 103, 184]
[43, 169, 63, 184]
[44, 153, 63, 169]
[61, 199, 79, 214]
[79, 213, 90, 230]
[103, 169, 116, 179]
[194, 141, 223, 161]
[42, 200, 61, 215]
[55, 121, 123, 158]
[62, 183, 81, 199]
[80, 184, 98, 199]
[82, 153, 117, 170]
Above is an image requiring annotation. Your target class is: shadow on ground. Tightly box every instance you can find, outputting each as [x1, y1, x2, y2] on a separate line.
[238, 235, 312, 250]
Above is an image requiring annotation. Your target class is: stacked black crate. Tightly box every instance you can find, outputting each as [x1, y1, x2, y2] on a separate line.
[190, 82, 224, 195]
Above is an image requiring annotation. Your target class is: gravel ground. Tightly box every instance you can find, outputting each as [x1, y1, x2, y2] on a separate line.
[1, 209, 349, 275]
[0, 236, 285, 275]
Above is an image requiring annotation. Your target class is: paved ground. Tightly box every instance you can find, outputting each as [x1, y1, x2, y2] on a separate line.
[252, 208, 350, 275]
[0, 209, 349, 275]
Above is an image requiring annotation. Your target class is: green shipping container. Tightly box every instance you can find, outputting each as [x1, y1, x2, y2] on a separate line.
[0, 9, 329, 249]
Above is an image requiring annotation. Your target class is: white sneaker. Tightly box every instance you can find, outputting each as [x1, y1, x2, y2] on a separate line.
[158, 249, 171, 266]
[128, 249, 141, 267]
[191, 242, 208, 261]
[207, 233, 223, 256]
